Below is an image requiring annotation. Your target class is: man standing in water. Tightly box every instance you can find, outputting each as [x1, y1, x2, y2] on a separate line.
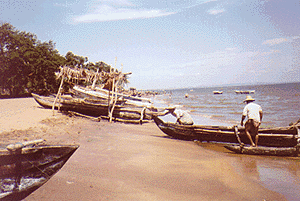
[241, 96, 263, 147]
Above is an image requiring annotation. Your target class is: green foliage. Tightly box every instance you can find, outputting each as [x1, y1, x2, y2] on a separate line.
[0, 23, 66, 97]
[0, 23, 129, 97]
[65, 51, 87, 68]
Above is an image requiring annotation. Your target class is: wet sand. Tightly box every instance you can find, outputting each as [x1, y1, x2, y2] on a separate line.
[0, 98, 292, 200]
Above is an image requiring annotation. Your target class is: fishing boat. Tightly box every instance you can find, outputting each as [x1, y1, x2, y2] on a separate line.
[224, 144, 299, 156]
[70, 85, 152, 107]
[235, 90, 255, 94]
[153, 116, 299, 147]
[70, 86, 127, 105]
[32, 93, 158, 123]
[0, 140, 79, 201]
[213, 91, 223, 94]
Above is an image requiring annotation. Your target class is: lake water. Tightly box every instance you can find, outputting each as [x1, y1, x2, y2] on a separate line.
[152, 82, 300, 200]
[154, 82, 300, 128]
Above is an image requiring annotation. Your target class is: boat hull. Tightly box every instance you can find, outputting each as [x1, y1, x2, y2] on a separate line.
[32, 93, 154, 120]
[153, 116, 298, 147]
[0, 145, 79, 201]
[224, 145, 299, 156]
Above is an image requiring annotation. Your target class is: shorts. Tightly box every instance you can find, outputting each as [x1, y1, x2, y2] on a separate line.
[245, 119, 260, 136]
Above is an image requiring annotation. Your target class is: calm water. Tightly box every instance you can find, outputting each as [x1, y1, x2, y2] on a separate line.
[155, 82, 300, 128]
[153, 82, 300, 200]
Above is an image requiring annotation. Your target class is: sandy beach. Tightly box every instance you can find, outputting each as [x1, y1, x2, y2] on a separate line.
[0, 97, 292, 200]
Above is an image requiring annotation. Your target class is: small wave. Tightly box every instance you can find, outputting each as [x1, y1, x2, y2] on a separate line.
[184, 105, 207, 109]
[211, 115, 224, 118]
[210, 105, 231, 109]
[228, 111, 241, 115]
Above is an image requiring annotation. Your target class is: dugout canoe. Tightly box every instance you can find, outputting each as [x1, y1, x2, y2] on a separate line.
[70, 85, 153, 107]
[153, 116, 299, 147]
[32, 93, 156, 121]
[0, 140, 79, 201]
[224, 144, 299, 156]
[69, 86, 127, 105]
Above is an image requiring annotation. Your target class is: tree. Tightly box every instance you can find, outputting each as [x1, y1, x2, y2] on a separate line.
[27, 40, 66, 95]
[65, 51, 88, 68]
[0, 23, 66, 97]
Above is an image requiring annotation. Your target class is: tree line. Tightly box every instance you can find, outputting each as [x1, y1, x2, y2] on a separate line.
[0, 23, 117, 98]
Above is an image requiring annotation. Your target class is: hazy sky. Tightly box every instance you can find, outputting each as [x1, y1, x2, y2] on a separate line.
[1, 0, 300, 89]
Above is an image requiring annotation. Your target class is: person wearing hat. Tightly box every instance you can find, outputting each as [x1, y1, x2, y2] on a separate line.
[241, 95, 263, 147]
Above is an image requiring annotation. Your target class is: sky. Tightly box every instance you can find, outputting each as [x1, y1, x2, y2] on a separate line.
[1, 0, 300, 90]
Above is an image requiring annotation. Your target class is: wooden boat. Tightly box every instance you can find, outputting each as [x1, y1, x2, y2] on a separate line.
[73, 85, 152, 103]
[0, 140, 79, 200]
[69, 86, 127, 105]
[235, 90, 255, 94]
[153, 116, 299, 147]
[224, 144, 299, 156]
[32, 93, 157, 122]
[70, 85, 152, 107]
[213, 91, 223, 94]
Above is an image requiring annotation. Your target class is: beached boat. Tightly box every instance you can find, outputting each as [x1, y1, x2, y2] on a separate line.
[70, 86, 126, 105]
[153, 116, 299, 147]
[70, 85, 152, 107]
[32, 93, 156, 122]
[0, 140, 79, 200]
[224, 144, 299, 156]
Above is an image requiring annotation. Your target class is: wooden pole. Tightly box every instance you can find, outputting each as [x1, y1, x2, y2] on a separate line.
[109, 78, 120, 123]
[139, 107, 146, 124]
[52, 75, 64, 116]
[109, 57, 117, 122]
[289, 118, 300, 128]
[91, 69, 99, 90]
[108, 64, 112, 117]
[234, 125, 244, 145]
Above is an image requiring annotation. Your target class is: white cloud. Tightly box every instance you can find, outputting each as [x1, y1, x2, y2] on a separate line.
[72, 4, 176, 23]
[99, 0, 134, 6]
[262, 36, 300, 46]
[207, 9, 225, 15]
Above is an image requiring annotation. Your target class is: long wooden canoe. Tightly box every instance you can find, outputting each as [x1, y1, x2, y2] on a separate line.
[69, 86, 127, 105]
[224, 144, 299, 156]
[70, 86, 152, 106]
[32, 93, 156, 121]
[0, 141, 79, 200]
[153, 116, 299, 147]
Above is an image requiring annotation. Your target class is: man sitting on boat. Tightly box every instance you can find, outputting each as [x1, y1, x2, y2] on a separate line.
[241, 95, 263, 147]
[166, 107, 194, 125]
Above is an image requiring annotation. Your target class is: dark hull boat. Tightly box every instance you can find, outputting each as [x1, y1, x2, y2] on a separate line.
[153, 116, 299, 147]
[0, 142, 79, 200]
[234, 90, 255, 94]
[224, 144, 299, 156]
[32, 93, 157, 123]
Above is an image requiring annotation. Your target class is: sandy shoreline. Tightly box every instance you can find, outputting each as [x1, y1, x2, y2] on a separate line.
[0, 98, 290, 200]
